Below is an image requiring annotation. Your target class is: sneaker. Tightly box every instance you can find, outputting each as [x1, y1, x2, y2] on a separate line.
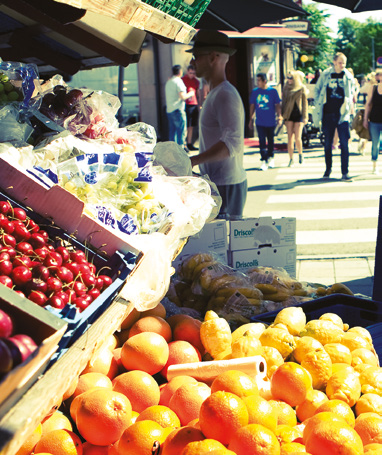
[299, 154, 304, 164]
[268, 158, 275, 168]
[260, 162, 268, 171]
[288, 159, 294, 167]
[341, 173, 351, 181]
[187, 143, 198, 151]
[323, 170, 331, 178]
[373, 163, 379, 175]
[184, 145, 190, 153]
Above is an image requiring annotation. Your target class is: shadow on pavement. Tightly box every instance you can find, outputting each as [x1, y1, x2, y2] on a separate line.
[247, 178, 343, 192]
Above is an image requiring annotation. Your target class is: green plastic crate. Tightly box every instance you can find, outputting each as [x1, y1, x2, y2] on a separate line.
[143, 0, 211, 27]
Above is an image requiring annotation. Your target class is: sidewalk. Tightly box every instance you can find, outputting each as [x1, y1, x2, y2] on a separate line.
[296, 255, 375, 298]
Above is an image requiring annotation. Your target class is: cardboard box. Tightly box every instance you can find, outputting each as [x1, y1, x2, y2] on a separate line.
[0, 286, 67, 418]
[230, 245, 297, 277]
[229, 217, 296, 251]
[172, 220, 228, 270]
[0, 156, 141, 258]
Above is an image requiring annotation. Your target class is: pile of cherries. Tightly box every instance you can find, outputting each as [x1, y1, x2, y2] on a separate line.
[0, 199, 113, 313]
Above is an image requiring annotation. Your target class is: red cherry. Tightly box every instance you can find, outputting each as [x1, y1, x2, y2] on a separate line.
[72, 281, 87, 296]
[70, 250, 87, 264]
[14, 290, 26, 298]
[11, 266, 32, 287]
[1, 234, 16, 248]
[1, 246, 17, 260]
[16, 242, 34, 256]
[0, 201, 12, 215]
[0, 275, 13, 288]
[39, 230, 49, 242]
[12, 207, 27, 221]
[24, 218, 39, 233]
[53, 291, 69, 305]
[65, 262, 80, 277]
[74, 297, 91, 312]
[48, 295, 65, 310]
[80, 273, 96, 288]
[78, 263, 91, 275]
[98, 275, 113, 290]
[29, 232, 46, 249]
[88, 263, 97, 275]
[0, 260, 12, 275]
[32, 265, 50, 281]
[27, 278, 48, 294]
[28, 290, 48, 306]
[65, 288, 77, 304]
[54, 266, 73, 284]
[44, 251, 63, 268]
[46, 244, 55, 252]
[94, 276, 104, 290]
[87, 288, 101, 301]
[34, 247, 49, 261]
[0, 217, 15, 234]
[46, 276, 63, 293]
[13, 255, 32, 268]
[55, 246, 70, 263]
[13, 223, 31, 242]
[0, 252, 10, 261]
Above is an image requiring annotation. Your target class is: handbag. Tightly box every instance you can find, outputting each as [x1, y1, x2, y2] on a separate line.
[352, 108, 371, 141]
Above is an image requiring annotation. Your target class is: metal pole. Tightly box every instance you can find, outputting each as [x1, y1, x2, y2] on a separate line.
[372, 37, 376, 71]
[117, 66, 124, 124]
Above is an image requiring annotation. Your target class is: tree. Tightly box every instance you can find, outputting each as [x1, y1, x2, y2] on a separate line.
[336, 18, 382, 76]
[297, 3, 333, 73]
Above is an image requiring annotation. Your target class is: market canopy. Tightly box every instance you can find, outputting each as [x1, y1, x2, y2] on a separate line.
[196, 0, 307, 32]
[223, 24, 309, 40]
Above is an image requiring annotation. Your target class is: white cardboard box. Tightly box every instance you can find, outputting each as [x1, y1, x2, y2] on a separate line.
[229, 217, 296, 251]
[230, 245, 297, 277]
[172, 220, 228, 270]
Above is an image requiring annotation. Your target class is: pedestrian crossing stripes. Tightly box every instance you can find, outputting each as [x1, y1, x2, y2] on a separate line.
[251, 152, 382, 257]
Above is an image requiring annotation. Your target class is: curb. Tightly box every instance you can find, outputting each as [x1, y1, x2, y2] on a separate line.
[297, 254, 375, 261]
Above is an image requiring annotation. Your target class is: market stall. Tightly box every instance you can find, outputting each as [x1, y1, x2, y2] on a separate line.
[0, 0, 381, 454]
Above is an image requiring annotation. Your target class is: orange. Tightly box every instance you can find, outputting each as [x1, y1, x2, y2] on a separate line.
[75, 388, 132, 446]
[304, 420, 363, 455]
[242, 395, 278, 432]
[41, 411, 72, 434]
[199, 391, 249, 445]
[15, 423, 42, 455]
[112, 370, 160, 413]
[120, 307, 141, 331]
[112, 347, 125, 375]
[63, 376, 79, 402]
[160, 340, 201, 380]
[354, 412, 382, 445]
[269, 400, 297, 427]
[135, 405, 180, 428]
[160, 426, 205, 455]
[70, 388, 103, 422]
[302, 412, 349, 444]
[275, 425, 303, 445]
[71, 373, 113, 401]
[355, 393, 382, 417]
[102, 334, 119, 351]
[172, 317, 204, 354]
[128, 316, 172, 343]
[364, 443, 382, 454]
[160, 375, 198, 407]
[208, 450, 236, 455]
[129, 410, 139, 426]
[166, 314, 194, 331]
[34, 429, 82, 455]
[120, 332, 169, 375]
[280, 442, 306, 454]
[228, 423, 281, 455]
[314, 399, 355, 427]
[169, 381, 211, 425]
[81, 348, 119, 380]
[211, 370, 258, 398]
[271, 362, 312, 407]
[82, 442, 110, 455]
[140, 301, 166, 319]
[117, 420, 165, 455]
[181, 439, 227, 455]
[296, 389, 328, 422]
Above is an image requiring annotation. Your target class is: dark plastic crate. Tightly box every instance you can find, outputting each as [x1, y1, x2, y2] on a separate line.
[143, 0, 211, 26]
[251, 294, 382, 329]
[0, 190, 140, 356]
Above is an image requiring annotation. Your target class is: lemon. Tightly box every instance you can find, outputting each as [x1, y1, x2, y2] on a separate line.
[300, 319, 344, 345]
[261, 346, 284, 378]
[301, 347, 332, 391]
[351, 348, 379, 368]
[273, 307, 306, 336]
[341, 332, 372, 351]
[231, 323, 266, 344]
[324, 343, 352, 365]
[292, 336, 323, 364]
[326, 369, 362, 407]
[319, 312, 345, 330]
[259, 327, 296, 360]
[359, 366, 382, 396]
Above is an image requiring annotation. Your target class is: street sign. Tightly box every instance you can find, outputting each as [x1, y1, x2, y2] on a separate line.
[377, 56, 382, 67]
[281, 19, 310, 32]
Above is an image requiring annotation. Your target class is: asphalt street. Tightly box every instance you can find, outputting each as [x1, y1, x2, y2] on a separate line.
[242, 131, 382, 258]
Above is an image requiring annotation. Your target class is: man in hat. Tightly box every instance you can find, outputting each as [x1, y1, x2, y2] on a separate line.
[187, 29, 247, 220]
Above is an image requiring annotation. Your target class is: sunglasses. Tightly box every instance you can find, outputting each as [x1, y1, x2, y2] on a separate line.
[287, 76, 293, 80]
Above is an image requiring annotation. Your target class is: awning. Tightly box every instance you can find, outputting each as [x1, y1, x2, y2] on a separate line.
[224, 25, 309, 39]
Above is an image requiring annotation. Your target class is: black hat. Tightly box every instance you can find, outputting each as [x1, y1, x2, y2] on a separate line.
[186, 30, 236, 56]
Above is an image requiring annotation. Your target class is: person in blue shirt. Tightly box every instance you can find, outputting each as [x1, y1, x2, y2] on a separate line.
[249, 73, 282, 171]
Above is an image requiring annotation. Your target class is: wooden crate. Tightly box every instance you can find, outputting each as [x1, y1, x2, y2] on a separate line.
[0, 294, 135, 455]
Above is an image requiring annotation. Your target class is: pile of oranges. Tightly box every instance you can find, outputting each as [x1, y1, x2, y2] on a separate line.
[16, 302, 382, 455]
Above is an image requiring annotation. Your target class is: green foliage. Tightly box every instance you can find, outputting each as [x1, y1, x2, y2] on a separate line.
[297, 3, 334, 74]
[335, 18, 382, 76]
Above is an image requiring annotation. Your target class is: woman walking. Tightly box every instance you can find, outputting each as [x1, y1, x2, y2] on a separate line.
[282, 70, 308, 166]
[363, 69, 382, 174]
